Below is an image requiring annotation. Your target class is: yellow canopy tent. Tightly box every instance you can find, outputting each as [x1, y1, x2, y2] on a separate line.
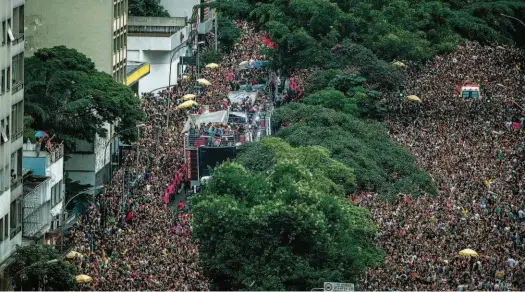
[459, 249, 479, 257]
[75, 274, 93, 284]
[182, 94, 196, 101]
[66, 251, 83, 259]
[197, 78, 211, 86]
[177, 100, 198, 109]
[205, 63, 219, 69]
[406, 95, 422, 103]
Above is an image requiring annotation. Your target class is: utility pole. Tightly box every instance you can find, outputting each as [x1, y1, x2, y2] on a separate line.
[136, 126, 140, 169]
[214, 14, 218, 50]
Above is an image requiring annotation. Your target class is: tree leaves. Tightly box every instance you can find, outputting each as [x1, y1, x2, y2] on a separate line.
[24, 46, 145, 152]
[128, 0, 170, 17]
[7, 245, 77, 291]
[192, 156, 382, 291]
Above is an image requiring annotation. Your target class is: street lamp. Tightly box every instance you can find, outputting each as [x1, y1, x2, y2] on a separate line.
[61, 185, 104, 254]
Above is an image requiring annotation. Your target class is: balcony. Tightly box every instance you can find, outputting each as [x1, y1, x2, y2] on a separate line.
[12, 33, 23, 45]
[128, 16, 186, 37]
[12, 81, 23, 93]
[23, 142, 64, 171]
[22, 175, 51, 238]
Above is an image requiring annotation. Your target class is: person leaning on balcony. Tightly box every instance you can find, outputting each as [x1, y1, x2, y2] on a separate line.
[35, 137, 42, 157]
[10, 169, 16, 183]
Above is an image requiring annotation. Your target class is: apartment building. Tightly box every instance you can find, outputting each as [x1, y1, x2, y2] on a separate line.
[24, 0, 129, 189]
[127, 16, 189, 93]
[0, 0, 25, 264]
[25, 0, 128, 82]
[22, 142, 64, 245]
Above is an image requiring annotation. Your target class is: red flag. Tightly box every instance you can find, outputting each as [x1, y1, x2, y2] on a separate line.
[261, 36, 277, 49]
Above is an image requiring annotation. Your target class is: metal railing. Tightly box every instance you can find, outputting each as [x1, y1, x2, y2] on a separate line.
[10, 177, 22, 189]
[10, 225, 21, 239]
[12, 34, 24, 45]
[12, 130, 23, 141]
[12, 81, 23, 93]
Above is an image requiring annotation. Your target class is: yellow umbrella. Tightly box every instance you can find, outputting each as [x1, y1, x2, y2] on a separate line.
[406, 95, 422, 103]
[66, 251, 83, 259]
[76, 274, 93, 284]
[205, 63, 219, 69]
[182, 93, 196, 101]
[182, 75, 189, 80]
[197, 78, 211, 86]
[459, 249, 479, 257]
[177, 100, 198, 110]
[392, 61, 407, 68]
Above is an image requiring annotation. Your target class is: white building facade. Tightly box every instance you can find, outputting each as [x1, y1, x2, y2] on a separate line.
[0, 0, 25, 265]
[127, 16, 191, 93]
[64, 123, 117, 191]
[22, 142, 64, 244]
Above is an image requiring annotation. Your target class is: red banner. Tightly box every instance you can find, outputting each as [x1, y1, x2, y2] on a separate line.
[186, 150, 192, 180]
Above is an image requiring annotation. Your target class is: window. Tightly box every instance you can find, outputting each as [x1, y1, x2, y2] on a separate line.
[18, 6, 24, 35]
[1, 20, 5, 45]
[10, 202, 16, 229]
[12, 7, 19, 38]
[4, 166, 8, 192]
[10, 200, 22, 237]
[6, 66, 10, 91]
[12, 53, 24, 91]
[114, 3, 118, 18]
[10, 149, 21, 185]
[7, 19, 14, 42]
[0, 169, 3, 192]
[4, 118, 9, 142]
[4, 215, 8, 239]
[1, 69, 4, 94]
[11, 102, 23, 138]
[0, 217, 3, 242]
[0, 119, 8, 144]
[51, 180, 62, 206]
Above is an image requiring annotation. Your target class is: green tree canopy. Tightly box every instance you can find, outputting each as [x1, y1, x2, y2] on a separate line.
[217, 13, 241, 52]
[7, 245, 77, 291]
[236, 137, 356, 194]
[273, 103, 436, 198]
[192, 148, 382, 290]
[212, 0, 525, 76]
[24, 46, 145, 152]
[128, 0, 169, 17]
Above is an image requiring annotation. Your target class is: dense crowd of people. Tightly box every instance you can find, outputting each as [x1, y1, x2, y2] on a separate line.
[67, 21, 271, 290]
[65, 16, 525, 291]
[360, 43, 525, 291]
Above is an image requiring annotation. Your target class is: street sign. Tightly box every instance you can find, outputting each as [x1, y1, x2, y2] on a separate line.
[324, 282, 354, 292]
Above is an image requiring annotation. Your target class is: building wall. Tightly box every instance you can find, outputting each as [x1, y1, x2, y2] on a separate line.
[24, 0, 126, 189]
[0, 0, 24, 264]
[127, 25, 190, 92]
[24, 0, 113, 74]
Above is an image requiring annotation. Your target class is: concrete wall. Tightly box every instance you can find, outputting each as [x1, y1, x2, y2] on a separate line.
[0, 0, 25, 264]
[127, 25, 190, 92]
[24, 0, 113, 74]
